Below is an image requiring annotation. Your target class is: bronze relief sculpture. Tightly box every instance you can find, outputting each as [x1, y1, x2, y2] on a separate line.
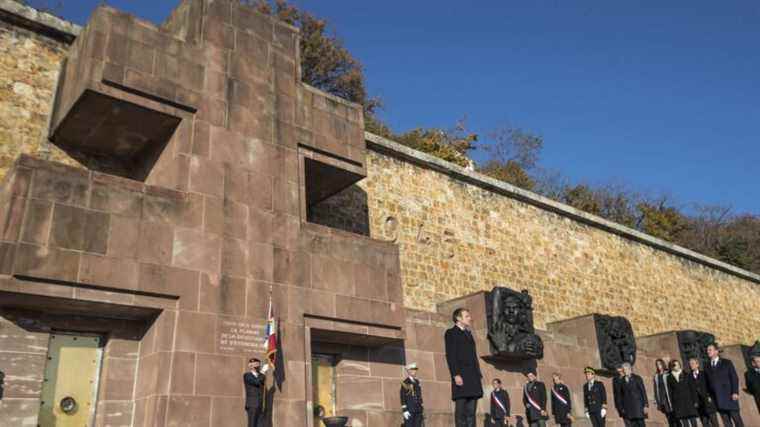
[594, 314, 636, 371]
[486, 287, 544, 360]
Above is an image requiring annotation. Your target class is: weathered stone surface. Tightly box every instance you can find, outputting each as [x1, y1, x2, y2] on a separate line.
[311, 144, 760, 345]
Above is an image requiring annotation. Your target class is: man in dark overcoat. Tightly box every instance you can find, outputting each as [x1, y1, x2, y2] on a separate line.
[688, 357, 719, 427]
[523, 371, 547, 427]
[444, 307, 483, 427]
[612, 365, 631, 427]
[583, 367, 607, 427]
[746, 355, 760, 414]
[704, 343, 744, 427]
[619, 362, 648, 427]
[243, 358, 268, 427]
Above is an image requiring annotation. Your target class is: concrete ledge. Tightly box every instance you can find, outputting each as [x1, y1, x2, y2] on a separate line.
[365, 131, 760, 285]
[0, 0, 80, 43]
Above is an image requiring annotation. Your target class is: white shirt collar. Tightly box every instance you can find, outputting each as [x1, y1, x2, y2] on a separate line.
[407, 376, 416, 383]
[711, 357, 719, 365]
[456, 323, 466, 331]
[251, 370, 259, 377]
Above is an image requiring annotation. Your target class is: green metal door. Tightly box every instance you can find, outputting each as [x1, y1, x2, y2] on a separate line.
[38, 334, 103, 427]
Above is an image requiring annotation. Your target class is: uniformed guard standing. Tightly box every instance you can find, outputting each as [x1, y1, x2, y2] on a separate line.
[551, 372, 572, 426]
[401, 363, 424, 427]
[583, 367, 607, 427]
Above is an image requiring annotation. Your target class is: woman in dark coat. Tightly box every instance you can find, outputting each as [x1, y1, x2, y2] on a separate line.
[654, 358, 677, 427]
[666, 360, 699, 427]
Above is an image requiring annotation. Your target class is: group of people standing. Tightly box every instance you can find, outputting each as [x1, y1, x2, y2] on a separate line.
[651, 343, 749, 427]
[396, 306, 759, 427]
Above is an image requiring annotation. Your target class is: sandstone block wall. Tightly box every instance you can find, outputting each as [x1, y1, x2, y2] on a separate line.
[0, 2, 79, 179]
[311, 137, 760, 346]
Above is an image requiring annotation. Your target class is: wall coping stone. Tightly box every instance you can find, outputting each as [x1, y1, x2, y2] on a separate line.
[365, 131, 760, 286]
[0, 0, 80, 42]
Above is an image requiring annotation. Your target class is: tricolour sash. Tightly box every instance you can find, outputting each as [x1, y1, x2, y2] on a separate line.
[552, 387, 569, 406]
[524, 384, 542, 411]
[492, 392, 507, 413]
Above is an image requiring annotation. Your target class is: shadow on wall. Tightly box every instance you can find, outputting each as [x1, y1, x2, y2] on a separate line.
[308, 184, 370, 237]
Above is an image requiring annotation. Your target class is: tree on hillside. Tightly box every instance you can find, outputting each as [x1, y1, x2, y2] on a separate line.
[248, 0, 381, 116]
[477, 126, 543, 190]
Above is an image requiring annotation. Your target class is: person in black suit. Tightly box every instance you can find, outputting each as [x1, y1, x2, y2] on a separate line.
[0, 370, 4, 400]
[583, 367, 607, 427]
[654, 358, 677, 427]
[490, 378, 510, 426]
[666, 360, 699, 427]
[523, 371, 547, 427]
[619, 362, 648, 427]
[688, 358, 719, 427]
[444, 308, 483, 427]
[704, 343, 744, 427]
[243, 358, 268, 427]
[612, 365, 632, 427]
[400, 363, 424, 427]
[746, 355, 760, 414]
[550, 372, 572, 427]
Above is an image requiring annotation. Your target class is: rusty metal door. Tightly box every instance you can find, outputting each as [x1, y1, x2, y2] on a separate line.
[38, 334, 103, 427]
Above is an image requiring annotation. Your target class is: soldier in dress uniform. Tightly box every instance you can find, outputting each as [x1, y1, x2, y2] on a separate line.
[400, 363, 424, 427]
[490, 378, 510, 426]
[583, 367, 607, 427]
[550, 372, 572, 426]
[523, 370, 548, 427]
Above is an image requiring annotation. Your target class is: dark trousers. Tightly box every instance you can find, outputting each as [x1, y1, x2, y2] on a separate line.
[621, 418, 632, 427]
[717, 410, 744, 427]
[676, 418, 698, 427]
[454, 397, 478, 427]
[246, 406, 263, 427]
[589, 411, 605, 427]
[528, 419, 546, 427]
[626, 419, 646, 427]
[698, 412, 719, 427]
[665, 411, 678, 427]
[404, 411, 423, 427]
[490, 417, 507, 426]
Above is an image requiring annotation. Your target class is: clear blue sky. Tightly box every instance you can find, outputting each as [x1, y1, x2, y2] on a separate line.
[49, 1, 760, 214]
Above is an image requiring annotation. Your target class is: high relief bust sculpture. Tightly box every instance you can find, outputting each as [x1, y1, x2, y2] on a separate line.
[677, 330, 716, 366]
[594, 314, 636, 371]
[486, 287, 544, 360]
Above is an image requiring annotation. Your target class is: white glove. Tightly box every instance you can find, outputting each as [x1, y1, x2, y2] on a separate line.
[260, 363, 269, 374]
[403, 411, 411, 420]
[601, 408, 607, 418]
[585, 412, 590, 419]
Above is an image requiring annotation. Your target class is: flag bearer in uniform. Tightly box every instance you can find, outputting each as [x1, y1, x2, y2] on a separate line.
[551, 372, 572, 426]
[400, 363, 424, 427]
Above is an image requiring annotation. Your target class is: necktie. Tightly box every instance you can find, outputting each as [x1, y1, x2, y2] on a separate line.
[712, 360, 717, 367]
